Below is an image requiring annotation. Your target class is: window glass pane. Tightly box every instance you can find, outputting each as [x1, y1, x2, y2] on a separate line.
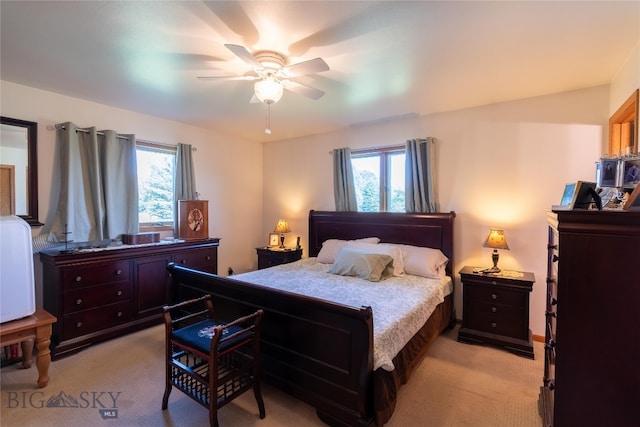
[352, 155, 380, 212]
[388, 152, 405, 212]
[136, 147, 175, 224]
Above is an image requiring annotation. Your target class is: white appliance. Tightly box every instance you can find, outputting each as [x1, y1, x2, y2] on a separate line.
[0, 215, 36, 323]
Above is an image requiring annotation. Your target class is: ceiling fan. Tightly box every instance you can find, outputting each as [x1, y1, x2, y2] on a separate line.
[197, 44, 330, 105]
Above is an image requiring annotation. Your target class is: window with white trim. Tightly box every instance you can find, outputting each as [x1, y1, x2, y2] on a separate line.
[136, 141, 176, 228]
[351, 146, 405, 212]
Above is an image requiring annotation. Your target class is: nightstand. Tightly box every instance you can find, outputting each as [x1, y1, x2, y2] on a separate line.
[256, 247, 303, 270]
[457, 265, 535, 359]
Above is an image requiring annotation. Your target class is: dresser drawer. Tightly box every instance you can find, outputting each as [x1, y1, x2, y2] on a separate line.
[464, 284, 527, 307]
[61, 260, 130, 290]
[174, 247, 216, 273]
[63, 282, 132, 313]
[464, 302, 527, 338]
[63, 301, 133, 339]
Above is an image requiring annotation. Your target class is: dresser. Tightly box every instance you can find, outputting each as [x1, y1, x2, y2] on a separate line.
[40, 238, 219, 358]
[256, 247, 302, 269]
[458, 266, 535, 358]
[538, 210, 640, 427]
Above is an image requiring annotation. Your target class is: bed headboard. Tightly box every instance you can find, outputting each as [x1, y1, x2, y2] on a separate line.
[308, 210, 456, 277]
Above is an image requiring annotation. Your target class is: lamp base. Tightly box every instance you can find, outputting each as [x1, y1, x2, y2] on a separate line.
[279, 234, 285, 249]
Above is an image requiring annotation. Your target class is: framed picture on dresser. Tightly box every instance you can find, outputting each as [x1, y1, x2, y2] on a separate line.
[623, 185, 640, 210]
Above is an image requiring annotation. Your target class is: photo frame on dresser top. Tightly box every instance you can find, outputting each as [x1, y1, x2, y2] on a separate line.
[623, 185, 640, 211]
[177, 200, 208, 240]
[622, 158, 640, 187]
[268, 232, 279, 247]
[558, 181, 600, 210]
[597, 159, 621, 188]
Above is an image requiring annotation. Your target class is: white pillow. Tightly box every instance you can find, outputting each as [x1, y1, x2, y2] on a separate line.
[395, 244, 448, 278]
[316, 237, 380, 264]
[345, 242, 405, 276]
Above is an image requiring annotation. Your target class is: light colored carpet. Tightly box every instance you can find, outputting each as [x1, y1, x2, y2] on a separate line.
[1, 324, 543, 426]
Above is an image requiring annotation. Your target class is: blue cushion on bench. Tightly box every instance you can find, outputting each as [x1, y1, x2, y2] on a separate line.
[172, 319, 252, 353]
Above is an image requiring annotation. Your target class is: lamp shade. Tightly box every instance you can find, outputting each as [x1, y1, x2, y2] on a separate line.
[482, 228, 509, 250]
[254, 77, 284, 104]
[273, 219, 290, 234]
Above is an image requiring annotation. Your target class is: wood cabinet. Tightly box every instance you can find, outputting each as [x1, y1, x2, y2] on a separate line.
[40, 238, 219, 359]
[458, 266, 535, 359]
[256, 247, 302, 269]
[538, 210, 640, 427]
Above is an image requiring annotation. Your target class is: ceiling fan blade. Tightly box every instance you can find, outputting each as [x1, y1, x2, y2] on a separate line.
[249, 94, 261, 104]
[282, 80, 325, 100]
[197, 75, 259, 81]
[225, 44, 262, 68]
[278, 57, 329, 78]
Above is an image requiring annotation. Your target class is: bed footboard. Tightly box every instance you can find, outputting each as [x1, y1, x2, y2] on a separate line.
[168, 263, 376, 426]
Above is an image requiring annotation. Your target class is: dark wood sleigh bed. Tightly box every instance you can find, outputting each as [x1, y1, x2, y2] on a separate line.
[169, 210, 456, 426]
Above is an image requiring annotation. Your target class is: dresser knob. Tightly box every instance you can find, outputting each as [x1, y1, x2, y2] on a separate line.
[75, 276, 82, 282]
[116, 269, 122, 275]
[545, 339, 556, 349]
[545, 310, 557, 318]
[550, 297, 557, 306]
[552, 255, 559, 263]
[116, 290, 122, 296]
[491, 322, 497, 328]
[116, 311, 123, 317]
[491, 293, 498, 300]
[76, 322, 83, 328]
[491, 306, 497, 313]
[206, 255, 211, 260]
[491, 281, 497, 286]
[548, 381, 555, 391]
[180, 259, 186, 264]
[76, 299, 82, 305]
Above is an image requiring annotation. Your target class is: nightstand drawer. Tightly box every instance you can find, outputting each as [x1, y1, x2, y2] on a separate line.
[256, 247, 303, 269]
[464, 284, 527, 307]
[465, 302, 527, 338]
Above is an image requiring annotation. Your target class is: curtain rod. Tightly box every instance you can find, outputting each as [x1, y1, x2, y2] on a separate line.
[52, 125, 196, 151]
[54, 124, 131, 140]
[328, 143, 407, 155]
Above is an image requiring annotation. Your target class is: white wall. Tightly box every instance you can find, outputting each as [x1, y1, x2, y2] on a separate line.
[610, 41, 639, 115]
[1, 80, 264, 305]
[262, 85, 610, 337]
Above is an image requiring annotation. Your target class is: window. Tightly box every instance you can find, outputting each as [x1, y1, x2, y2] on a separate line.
[136, 141, 176, 227]
[351, 146, 405, 212]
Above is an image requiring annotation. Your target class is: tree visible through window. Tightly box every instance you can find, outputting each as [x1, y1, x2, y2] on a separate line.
[351, 146, 405, 212]
[136, 142, 176, 225]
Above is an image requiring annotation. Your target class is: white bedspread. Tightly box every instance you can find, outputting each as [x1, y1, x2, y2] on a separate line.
[233, 257, 452, 371]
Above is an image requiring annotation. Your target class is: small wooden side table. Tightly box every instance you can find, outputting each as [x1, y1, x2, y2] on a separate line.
[458, 266, 535, 359]
[256, 247, 303, 269]
[0, 309, 57, 388]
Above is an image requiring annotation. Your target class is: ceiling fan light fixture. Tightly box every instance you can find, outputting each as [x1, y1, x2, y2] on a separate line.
[254, 77, 283, 104]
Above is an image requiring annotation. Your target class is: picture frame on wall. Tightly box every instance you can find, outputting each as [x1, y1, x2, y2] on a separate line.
[177, 200, 209, 240]
[268, 233, 279, 247]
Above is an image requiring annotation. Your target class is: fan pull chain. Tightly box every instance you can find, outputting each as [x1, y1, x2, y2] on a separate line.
[265, 103, 272, 134]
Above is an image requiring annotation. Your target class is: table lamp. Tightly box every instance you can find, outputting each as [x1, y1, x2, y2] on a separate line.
[482, 228, 509, 273]
[274, 219, 290, 249]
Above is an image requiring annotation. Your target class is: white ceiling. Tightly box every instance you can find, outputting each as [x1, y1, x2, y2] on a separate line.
[1, 1, 638, 143]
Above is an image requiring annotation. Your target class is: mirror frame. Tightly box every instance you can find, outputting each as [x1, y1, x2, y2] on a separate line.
[1, 116, 42, 226]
